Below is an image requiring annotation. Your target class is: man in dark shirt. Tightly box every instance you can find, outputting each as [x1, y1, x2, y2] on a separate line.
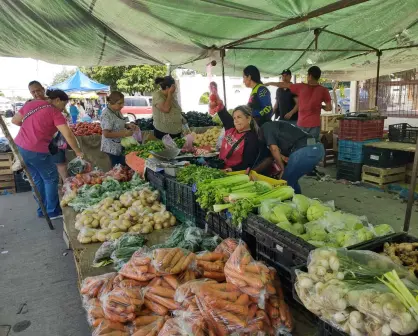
[273, 69, 298, 123]
[262, 121, 324, 193]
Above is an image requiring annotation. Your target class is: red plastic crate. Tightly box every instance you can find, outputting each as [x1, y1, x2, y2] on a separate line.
[339, 119, 384, 141]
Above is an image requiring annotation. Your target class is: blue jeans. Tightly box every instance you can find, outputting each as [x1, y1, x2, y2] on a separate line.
[282, 144, 325, 194]
[299, 126, 321, 141]
[17, 146, 61, 218]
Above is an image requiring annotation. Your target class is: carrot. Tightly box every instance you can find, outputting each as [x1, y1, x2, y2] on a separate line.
[200, 286, 240, 301]
[144, 298, 168, 316]
[203, 271, 226, 282]
[244, 263, 269, 274]
[169, 255, 186, 274]
[236, 293, 250, 306]
[163, 275, 179, 289]
[89, 306, 105, 319]
[160, 278, 172, 289]
[208, 283, 238, 292]
[197, 260, 224, 272]
[92, 318, 105, 328]
[180, 252, 196, 271]
[219, 310, 247, 329]
[133, 316, 160, 326]
[266, 282, 276, 295]
[240, 252, 252, 266]
[282, 302, 293, 331]
[204, 297, 249, 316]
[162, 248, 179, 268]
[145, 292, 178, 310]
[148, 285, 175, 298]
[137, 308, 153, 316]
[278, 299, 287, 323]
[248, 304, 258, 319]
[136, 265, 149, 273]
[224, 267, 248, 287]
[269, 296, 280, 308]
[241, 286, 262, 296]
[168, 249, 184, 268]
[119, 279, 148, 289]
[266, 302, 279, 319]
[133, 257, 151, 266]
[197, 252, 226, 262]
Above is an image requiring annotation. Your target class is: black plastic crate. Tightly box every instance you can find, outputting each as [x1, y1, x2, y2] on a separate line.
[363, 146, 410, 168]
[165, 177, 196, 218]
[144, 168, 165, 193]
[388, 123, 418, 144]
[318, 320, 348, 336]
[207, 212, 242, 240]
[196, 206, 207, 230]
[14, 170, 31, 193]
[336, 160, 363, 181]
[354, 232, 417, 252]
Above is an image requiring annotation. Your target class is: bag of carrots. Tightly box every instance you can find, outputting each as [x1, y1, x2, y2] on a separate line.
[100, 287, 144, 323]
[113, 274, 150, 290]
[174, 279, 217, 311]
[151, 248, 196, 275]
[214, 238, 240, 257]
[119, 248, 156, 282]
[131, 315, 168, 336]
[157, 312, 206, 336]
[224, 242, 275, 306]
[196, 251, 227, 282]
[143, 275, 180, 315]
[81, 272, 117, 299]
[92, 319, 130, 336]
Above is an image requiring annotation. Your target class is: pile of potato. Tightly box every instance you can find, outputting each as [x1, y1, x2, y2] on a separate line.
[76, 188, 176, 244]
[192, 127, 221, 148]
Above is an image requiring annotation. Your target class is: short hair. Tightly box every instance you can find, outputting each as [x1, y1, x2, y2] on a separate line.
[28, 80, 43, 87]
[107, 91, 125, 104]
[45, 89, 69, 101]
[155, 76, 175, 90]
[308, 66, 321, 80]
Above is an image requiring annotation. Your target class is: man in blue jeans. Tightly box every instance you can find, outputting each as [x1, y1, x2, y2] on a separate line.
[262, 121, 325, 194]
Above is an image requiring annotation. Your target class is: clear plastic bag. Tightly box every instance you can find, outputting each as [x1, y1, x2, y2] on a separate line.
[214, 238, 242, 257]
[91, 319, 130, 336]
[151, 248, 196, 275]
[162, 134, 177, 149]
[119, 247, 156, 282]
[133, 128, 142, 143]
[317, 210, 368, 233]
[84, 297, 105, 327]
[77, 227, 100, 244]
[224, 242, 275, 306]
[131, 315, 167, 336]
[93, 240, 116, 264]
[101, 286, 144, 323]
[67, 157, 92, 175]
[195, 251, 227, 282]
[80, 273, 117, 299]
[158, 314, 206, 336]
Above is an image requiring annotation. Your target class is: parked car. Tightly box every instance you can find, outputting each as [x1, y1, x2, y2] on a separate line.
[13, 102, 24, 112]
[0, 99, 13, 116]
[121, 96, 152, 120]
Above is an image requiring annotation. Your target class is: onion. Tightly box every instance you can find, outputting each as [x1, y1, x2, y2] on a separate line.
[299, 277, 314, 289]
[349, 311, 364, 330]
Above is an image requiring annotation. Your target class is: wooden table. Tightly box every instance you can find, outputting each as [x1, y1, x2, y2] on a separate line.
[363, 141, 416, 152]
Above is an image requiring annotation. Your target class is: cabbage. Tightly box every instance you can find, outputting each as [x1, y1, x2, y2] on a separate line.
[121, 136, 139, 148]
[293, 223, 305, 234]
[292, 194, 311, 215]
[307, 203, 332, 222]
[277, 221, 297, 235]
[373, 224, 394, 237]
[308, 240, 326, 247]
[272, 204, 293, 223]
[290, 209, 307, 223]
[319, 211, 364, 232]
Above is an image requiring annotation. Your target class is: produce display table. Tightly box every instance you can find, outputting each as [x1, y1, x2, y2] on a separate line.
[363, 140, 417, 152]
[62, 204, 175, 285]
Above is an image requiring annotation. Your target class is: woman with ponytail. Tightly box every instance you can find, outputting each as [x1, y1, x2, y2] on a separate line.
[215, 104, 262, 171]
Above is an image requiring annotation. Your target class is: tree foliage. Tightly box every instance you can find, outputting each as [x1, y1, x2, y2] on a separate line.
[0, 91, 4, 97]
[51, 68, 76, 85]
[81, 65, 166, 95]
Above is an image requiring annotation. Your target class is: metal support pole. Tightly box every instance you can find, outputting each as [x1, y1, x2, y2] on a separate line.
[166, 63, 171, 76]
[0, 116, 54, 230]
[403, 135, 418, 232]
[220, 49, 227, 108]
[375, 51, 382, 108]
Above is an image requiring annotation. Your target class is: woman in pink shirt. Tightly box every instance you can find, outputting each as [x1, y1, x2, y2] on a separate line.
[12, 89, 83, 219]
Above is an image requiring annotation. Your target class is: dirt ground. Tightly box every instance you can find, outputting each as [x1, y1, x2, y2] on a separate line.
[300, 166, 418, 236]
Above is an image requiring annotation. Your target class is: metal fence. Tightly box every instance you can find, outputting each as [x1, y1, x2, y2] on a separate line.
[357, 69, 418, 118]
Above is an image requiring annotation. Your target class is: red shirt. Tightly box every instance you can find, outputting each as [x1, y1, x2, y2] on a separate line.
[15, 100, 67, 153]
[290, 83, 331, 128]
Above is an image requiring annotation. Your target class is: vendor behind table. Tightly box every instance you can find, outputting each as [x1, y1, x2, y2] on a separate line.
[100, 91, 138, 167]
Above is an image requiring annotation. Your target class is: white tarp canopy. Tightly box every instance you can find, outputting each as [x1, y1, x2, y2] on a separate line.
[1, 0, 418, 80]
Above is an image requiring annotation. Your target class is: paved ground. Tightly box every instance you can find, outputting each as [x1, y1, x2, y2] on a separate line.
[0, 192, 90, 336]
[0, 169, 416, 336]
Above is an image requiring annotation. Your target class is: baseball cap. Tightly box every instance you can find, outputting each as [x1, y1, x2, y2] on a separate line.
[281, 69, 292, 76]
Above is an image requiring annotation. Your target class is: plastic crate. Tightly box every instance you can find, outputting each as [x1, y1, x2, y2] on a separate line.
[354, 232, 417, 252]
[339, 119, 384, 141]
[318, 320, 348, 336]
[206, 212, 242, 240]
[363, 146, 411, 168]
[388, 123, 418, 144]
[165, 177, 196, 218]
[144, 168, 165, 193]
[337, 139, 381, 163]
[336, 160, 363, 181]
[14, 170, 31, 193]
[196, 206, 208, 230]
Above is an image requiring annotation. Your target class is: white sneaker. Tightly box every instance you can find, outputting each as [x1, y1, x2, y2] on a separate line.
[50, 215, 63, 220]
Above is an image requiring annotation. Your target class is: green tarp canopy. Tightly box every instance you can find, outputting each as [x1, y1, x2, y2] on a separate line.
[1, 0, 418, 80]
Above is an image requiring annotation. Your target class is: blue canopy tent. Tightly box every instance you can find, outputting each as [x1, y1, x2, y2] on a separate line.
[49, 69, 110, 92]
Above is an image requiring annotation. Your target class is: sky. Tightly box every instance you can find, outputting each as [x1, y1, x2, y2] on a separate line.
[0, 57, 76, 99]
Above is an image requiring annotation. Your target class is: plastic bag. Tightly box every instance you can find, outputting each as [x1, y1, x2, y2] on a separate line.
[224, 242, 275, 306]
[317, 210, 368, 233]
[259, 199, 285, 222]
[92, 319, 130, 336]
[215, 127, 225, 151]
[93, 241, 116, 265]
[132, 128, 142, 143]
[67, 157, 92, 175]
[214, 238, 242, 258]
[143, 276, 179, 314]
[0, 137, 10, 152]
[119, 247, 156, 282]
[81, 273, 117, 299]
[196, 251, 227, 282]
[182, 134, 194, 152]
[131, 315, 167, 336]
[77, 227, 100, 244]
[162, 134, 177, 149]
[158, 314, 206, 336]
[101, 286, 144, 323]
[151, 248, 196, 275]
